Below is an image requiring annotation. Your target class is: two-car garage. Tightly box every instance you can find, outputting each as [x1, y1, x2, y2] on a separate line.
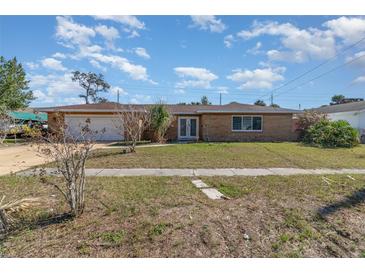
[64, 115, 123, 141]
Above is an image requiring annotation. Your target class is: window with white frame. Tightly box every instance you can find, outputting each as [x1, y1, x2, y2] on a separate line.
[232, 115, 262, 131]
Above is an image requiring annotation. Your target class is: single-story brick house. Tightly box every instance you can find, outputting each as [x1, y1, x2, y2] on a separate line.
[38, 102, 301, 142]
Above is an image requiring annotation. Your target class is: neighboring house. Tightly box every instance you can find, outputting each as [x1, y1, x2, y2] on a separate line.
[37, 102, 301, 142]
[312, 101, 365, 142]
[9, 111, 48, 125]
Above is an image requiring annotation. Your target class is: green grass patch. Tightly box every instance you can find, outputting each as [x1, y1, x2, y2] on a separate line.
[85, 142, 365, 169]
[99, 230, 125, 245]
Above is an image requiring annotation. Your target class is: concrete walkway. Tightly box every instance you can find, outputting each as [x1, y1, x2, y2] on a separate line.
[18, 167, 365, 177]
[100, 143, 175, 149]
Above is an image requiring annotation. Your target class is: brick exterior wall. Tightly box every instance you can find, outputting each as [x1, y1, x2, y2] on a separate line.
[46, 111, 298, 142]
[199, 113, 299, 142]
[47, 112, 65, 133]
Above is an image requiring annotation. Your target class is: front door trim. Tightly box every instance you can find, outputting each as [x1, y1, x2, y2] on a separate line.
[178, 116, 199, 140]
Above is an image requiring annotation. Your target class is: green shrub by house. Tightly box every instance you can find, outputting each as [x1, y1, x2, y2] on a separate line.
[304, 119, 359, 148]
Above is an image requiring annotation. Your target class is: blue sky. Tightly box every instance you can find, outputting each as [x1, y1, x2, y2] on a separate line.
[1, 15, 365, 109]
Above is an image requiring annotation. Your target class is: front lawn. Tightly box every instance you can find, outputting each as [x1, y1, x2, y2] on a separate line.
[1, 174, 365, 257]
[86, 142, 365, 169]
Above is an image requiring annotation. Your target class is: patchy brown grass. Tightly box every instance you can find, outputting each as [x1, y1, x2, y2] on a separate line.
[85, 142, 365, 169]
[1, 174, 365, 257]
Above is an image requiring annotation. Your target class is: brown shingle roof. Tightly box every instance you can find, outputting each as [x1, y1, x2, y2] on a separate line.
[36, 102, 301, 114]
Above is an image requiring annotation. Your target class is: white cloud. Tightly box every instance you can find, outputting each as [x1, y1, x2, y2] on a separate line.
[90, 53, 154, 83]
[54, 16, 154, 83]
[345, 51, 365, 67]
[266, 49, 306, 63]
[190, 16, 226, 33]
[227, 66, 285, 90]
[247, 42, 263, 55]
[56, 16, 95, 48]
[236, 20, 336, 62]
[29, 73, 85, 106]
[217, 86, 229, 94]
[224, 34, 234, 48]
[110, 86, 128, 96]
[174, 67, 218, 89]
[93, 15, 145, 29]
[134, 47, 151, 59]
[352, 75, 365, 84]
[128, 30, 140, 38]
[52, 52, 66, 59]
[63, 97, 85, 105]
[29, 73, 83, 97]
[26, 62, 39, 70]
[95, 25, 119, 48]
[33, 90, 54, 104]
[324, 16, 365, 44]
[89, 59, 107, 71]
[174, 89, 185, 94]
[93, 15, 145, 38]
[130, 94, 151, 104]
[41, 57, 67, 71]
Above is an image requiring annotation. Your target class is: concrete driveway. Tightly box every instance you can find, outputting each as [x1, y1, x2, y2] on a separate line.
[0, 143, 113, 176]
[0, 144, 47, 176]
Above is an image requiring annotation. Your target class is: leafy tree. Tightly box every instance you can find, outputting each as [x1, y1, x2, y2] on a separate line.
[150, 103, 173, 143]
[270, 103, 280, 108]
[71, 71, 110, 104]
[254, 100, 266, 106]
[0, 56, 34, 111]
[188, 96, 211, 105]
[331, 94, 345, 105]
[201, 96, 211, 105]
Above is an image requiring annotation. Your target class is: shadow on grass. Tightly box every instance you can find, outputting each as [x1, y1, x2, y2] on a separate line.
[0, 212, 74, 240]
[317, 188, 365, 217]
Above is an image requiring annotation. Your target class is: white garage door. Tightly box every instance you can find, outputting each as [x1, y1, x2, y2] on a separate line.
[64, 115, 123, 141]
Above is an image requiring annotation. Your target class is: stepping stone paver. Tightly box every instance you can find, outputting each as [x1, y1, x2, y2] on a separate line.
[201, 188, 226, 200]
[191, 179, 209, 188]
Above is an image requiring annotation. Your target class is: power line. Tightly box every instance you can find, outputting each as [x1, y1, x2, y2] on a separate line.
[259, 35, 365, 100]
[261, 51, 365, 100]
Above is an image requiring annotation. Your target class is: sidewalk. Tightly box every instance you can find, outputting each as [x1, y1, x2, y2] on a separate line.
[18, 167, 365, 177]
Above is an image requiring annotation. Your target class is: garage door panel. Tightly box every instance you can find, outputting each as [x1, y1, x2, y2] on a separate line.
[65, 115, 123, 141]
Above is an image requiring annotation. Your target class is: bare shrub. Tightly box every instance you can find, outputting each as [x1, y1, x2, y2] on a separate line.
[114, 105, 151, 153]
[0, 107, 14, 145]
[35, 113, 97, 217]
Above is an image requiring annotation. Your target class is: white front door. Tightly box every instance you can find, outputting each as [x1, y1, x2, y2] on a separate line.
[178, 117, 199, 140]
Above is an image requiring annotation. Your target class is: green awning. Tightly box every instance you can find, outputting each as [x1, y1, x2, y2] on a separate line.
[9, 111, 48, 122]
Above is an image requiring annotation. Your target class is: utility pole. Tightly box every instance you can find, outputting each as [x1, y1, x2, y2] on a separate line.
[270, 92, 274, 106]
[117, 89, 120, 104]
[299, 103, 301, 110]
[219, 93, 222, 105]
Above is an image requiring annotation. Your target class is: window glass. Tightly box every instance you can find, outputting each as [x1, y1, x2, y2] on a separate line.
[242, 117, 252, 130]
[253, 116, 262, 130]
[190, 119, 197, 136]
[232, 116, 242, 130]
[180, 118, 187, 136]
